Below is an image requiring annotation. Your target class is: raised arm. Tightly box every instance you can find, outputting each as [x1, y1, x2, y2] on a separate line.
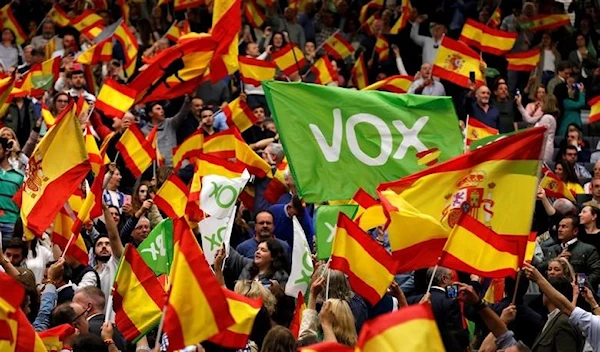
[523, 263, 576, 316]
[104, 205, 124, 259]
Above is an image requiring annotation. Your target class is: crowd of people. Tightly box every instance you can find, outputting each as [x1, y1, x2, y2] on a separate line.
[5, 0, 600, 351]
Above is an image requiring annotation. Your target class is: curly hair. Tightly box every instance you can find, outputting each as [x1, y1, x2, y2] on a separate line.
[248, 239, 289, 280]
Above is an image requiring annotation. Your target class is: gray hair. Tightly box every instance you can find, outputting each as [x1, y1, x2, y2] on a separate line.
[553, 198, 577, 216]
[426, 266, 450, 287]
[268, 143, 285, 161]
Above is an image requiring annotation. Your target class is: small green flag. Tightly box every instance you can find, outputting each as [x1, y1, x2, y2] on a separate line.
[314, 205, 358, 260]
[137, 219, 174, 275]
[263, 81, 464, 203]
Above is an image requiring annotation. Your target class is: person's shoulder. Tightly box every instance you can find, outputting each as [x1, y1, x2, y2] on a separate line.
[268, 203, 285, 212]
[574, 240, 598, 253]
[237, 238, 256, 250]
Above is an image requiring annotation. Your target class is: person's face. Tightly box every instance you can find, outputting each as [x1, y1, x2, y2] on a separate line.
[201, 110, 214, 127]
[555, 163, 565, 180]
[110, 169, 122, 187]
[547, 261, 564, 278]
[68, 301, 89, 333]
[254, 241, 273, 267]
[138, 185, 148, 201]
[191, 99, 205, 116]
[132, 219, 150, 243]
[253, 107, 265, 123]
[32, 53, 44, 65]
[94, 238, 112, 257]
[564, 150, 578, 164]
[476, 87, 491, 104]
[70, 73, 85, 89]
[561, 67, 573, 79]
[273, 34, 283, 48]
[109, 207, 120, 223]
[536, 87, 546, 101]
[577, 35, 586, 48]
[265, 122, 277, 134]
[4, 248, 24, 266]
[284, 7, 295, 20]
[151, 104, 165, 121]
[542, 33, 551, 46]
[495, 83, 509, 100]
[55, 95, 69, 111]
[23, 47, 32, 62]
[580, 206, 596, 225]
[432, 24, 446, 39]
[0, 130, 12, 139]
[254, 213, 274, 240]
[246, 43, 260, 57]
[63, 35, 75, 49]
[557, 218, 577, 242]
[42, 22, 55, 36]
[304, 41, 315, 55]
[594, 163, 600, 177]
[2, 30, 13, 43]
[592, 180, 600, 198]
[567, 130, 580, 145]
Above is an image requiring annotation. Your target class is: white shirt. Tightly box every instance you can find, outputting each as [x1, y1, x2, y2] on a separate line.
[562, 237, 578, 251]
[97, 255, 119, 304]
[410, 23, 442, 65]
[407, 77, 446, 96]
[25, 243, 54, 285]
[569, 307, 600, 351]
[543, 49, 556, 72]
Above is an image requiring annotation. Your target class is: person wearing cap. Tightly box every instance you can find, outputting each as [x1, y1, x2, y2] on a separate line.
[0, 136, 24, 241]
[54, 63, 96, 103]
[410, 16, 447, 65]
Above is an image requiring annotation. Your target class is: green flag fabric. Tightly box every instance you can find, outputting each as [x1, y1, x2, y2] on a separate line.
[314, 204, 358, 260]
[137, 218, 174, 275]
[263, 81, 464, 202]
[468, 129, 523, 150]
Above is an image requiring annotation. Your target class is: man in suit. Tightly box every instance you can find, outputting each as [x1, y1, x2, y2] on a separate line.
[407, 266, 469, 352]
[72, 286, 126, 351]
[531, 276, 584, 352]
[538, 215, 600, 289]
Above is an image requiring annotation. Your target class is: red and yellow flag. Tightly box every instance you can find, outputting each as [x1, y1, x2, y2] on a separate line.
[40, 103, 55, 128]
[186, 160, 204, 222]
[244, 0, 265, 28]
[362, 75, 413, 93]
[113, 244, 167, 342]
[489, 7, 501, 28]
[222, 97, 258, 133]
[525, 231, 537, 264]
[238, 55, 277, 86]
[71, 165, 105, 236]
[71, 11, 104, 39]
[356, 303, 445, 352]
[113, 20, 139, 78]
[153, 174, 189, 219]
[204, 129, 272, 177]
[76, 36, 113, 65]
[166, 20, 191, 42]
[378, 127, 545, 272]
[39, 324, 76, 352]
[271, 44, 306, 76]
[359, 0, 384, 24]
[210, 0, 241, 82]
[197, 153, 247, 179]
[46, 5, 70, 27]
[164, 218, 236, 351]
[465, 117, 499, 146]
[172, 130, 204, 169]
[117, 0, 130, 24]
[433, 36, 485, 88]
[375, 35, 390, 61]
[115, 124, 156, 178]
[0, 75, 15, 117]
[540, 164, 576, 202]
[330, 213, 396, 305]
[439, 214, 522, 278]
[44, 37, 56, 60]
[519, 14, 570, 32]
[350, 188, 386, 231]
[208, 288, 263, 349]
[17, 56, 61, 96]
[323, 33, 355, 60]
[311, 56, 338, 85]
[289, 292, 306, 339]
[506, 49, 541, 72]
[95, 78, 137, 119]
[85, 127, 104, 176]
[352, 53, 368, 89]
[1, 5, 27, 45]
[389, 0, 413, 35]
[459, 19, 517, 56]
[590, 96, 600, 124]
[300, 342, 354, 352]
[52, 207, 89, 266]
[19, 102, 91, 238]
[175, 0, 204, 11]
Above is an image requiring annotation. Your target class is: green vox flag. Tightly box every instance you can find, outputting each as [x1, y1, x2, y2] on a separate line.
[469, 129, 523, 151]
[137, 218, 174, 276]
[263, 81, 464, 203]
[314, 205, 358, 260]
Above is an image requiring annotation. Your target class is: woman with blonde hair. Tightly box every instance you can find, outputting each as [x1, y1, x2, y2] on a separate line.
[516, 93, 557, 162]
[524, 84, 546, 123]
[0, 127, 28, 172]
[233, 280, 277, 351]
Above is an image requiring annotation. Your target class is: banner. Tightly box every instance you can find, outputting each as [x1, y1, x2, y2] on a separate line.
[200, 170, 250, 219]
[285, 216, 314, 298]
[314, 204, 358, 260]
[199, 216, 231, 266]
[137, 219, 174, 276]
[263, 82, 464, 202]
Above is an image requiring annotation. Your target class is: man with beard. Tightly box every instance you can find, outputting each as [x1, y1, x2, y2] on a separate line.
[54, 63, 96, 103]
[92, 205, 124, 302]
[30, 20, 63, 52]
[235, 210, 290, 259]
[467, 85, 501, 131]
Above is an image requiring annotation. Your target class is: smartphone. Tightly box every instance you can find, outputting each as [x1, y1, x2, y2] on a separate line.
[578, 273, 586, 292]
[446, 284, 459, 299]
[123, 195, 132, 206]
[469, 71, 476, 83]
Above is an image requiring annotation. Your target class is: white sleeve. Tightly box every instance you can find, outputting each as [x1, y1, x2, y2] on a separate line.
[410, 22, 426, 47]
[395, 56, 408, 76]
[54, 75, 68, 92]
[77, 271, 98, 289]
[569, 307, 600, 346]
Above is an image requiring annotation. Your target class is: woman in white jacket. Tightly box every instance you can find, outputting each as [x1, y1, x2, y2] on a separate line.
[516, 94, 558, 162]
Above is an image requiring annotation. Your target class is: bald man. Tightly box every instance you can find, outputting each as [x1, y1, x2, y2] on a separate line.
[467, 85, 501, 130]
[408, 63, 446, 96]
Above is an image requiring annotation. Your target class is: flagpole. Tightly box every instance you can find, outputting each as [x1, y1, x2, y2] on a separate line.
[104, 287, 114, 323]
[153, 305, 168, 350]
[60, 233, 76, 259]
[511, 270, 522, 305]
[325, 266, 331, 300]
[426, 264, 439, 293]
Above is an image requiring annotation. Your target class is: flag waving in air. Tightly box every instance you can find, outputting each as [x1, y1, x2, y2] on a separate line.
[137, 218, 174, 276]
[285, 216, 314, 298]
[200, 170, 250, 219]
[433, 36, 485, 88]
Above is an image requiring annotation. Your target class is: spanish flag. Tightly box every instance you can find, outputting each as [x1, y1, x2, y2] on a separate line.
[439, 214, 521, 278]
[359, 0, 384, 24]
[76, 36, 113, 65]
[204, 129, 237, 159]
[113, 20, 139, 78]
[52, 207, 89, 266]
[208, 288, 263, 349]
[352, 53, 368, 89]
[210, 0, 241, 82]
[113, 244, 167, 342]
[375, 35, 390, 61]
[518, 14, 570, 32]
[350, 188, 386, 232]
[363, 12, 380, 37]
[153, 174, 189, 219]
[525, 231, 537, 264]
[432, 36, 485, 88]
[46, 5, 71, 27]
[362, 75, 413, 93]
[175, 0, 204, 11]
[85, 127, 104, 176]
[44, 37, 56, 60]
[71, 165, 105, 236]
[95, 78, 137, 119]
[330, 213, 397, 305]
[197, 153, 247, 179]
[0, 75, 14, 115]
[263, 169, 287, 204]
[164, 218, 236, 351]
[589, 96, 600, 124]
[489, 7, 501, 28]
[19, 102, 91, 238]
[378, 127, 545, 272]
[271, 44, 306, 76]
[39, 324, 75, 352]
[289, 292, 306, 339]
[311, 56, 338, 85]
[323, 32, 355, 60]
[71, 10, 104, 38]
[356, 303, 444, 352]
[465, 116, 499, 146]
[540, 164, 576, 202]
[116, 124, 156, 178]
[506, 49, 541, 72]
[166, 20, 191, 43]
[222, 97, 257, 133]
[459, 19, 517, 56]
[18, 56, 61, 96]
[1, 5, 27, 45]
[172, 130, 204, 169]
[244, 0, 265, 28]
[186, 161, 204, 222]
[389, 0, 413, 35]
[203, 129, 272, 177]
[238, 55, 277, 86]
[40, 102, 55, 128]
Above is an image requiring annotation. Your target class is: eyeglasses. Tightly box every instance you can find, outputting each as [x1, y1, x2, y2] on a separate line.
[70, 307, 90, 324]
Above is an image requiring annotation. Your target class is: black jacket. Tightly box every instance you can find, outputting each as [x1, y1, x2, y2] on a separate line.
[88, 314, 127, 352]
[538, 240, 600, 289]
